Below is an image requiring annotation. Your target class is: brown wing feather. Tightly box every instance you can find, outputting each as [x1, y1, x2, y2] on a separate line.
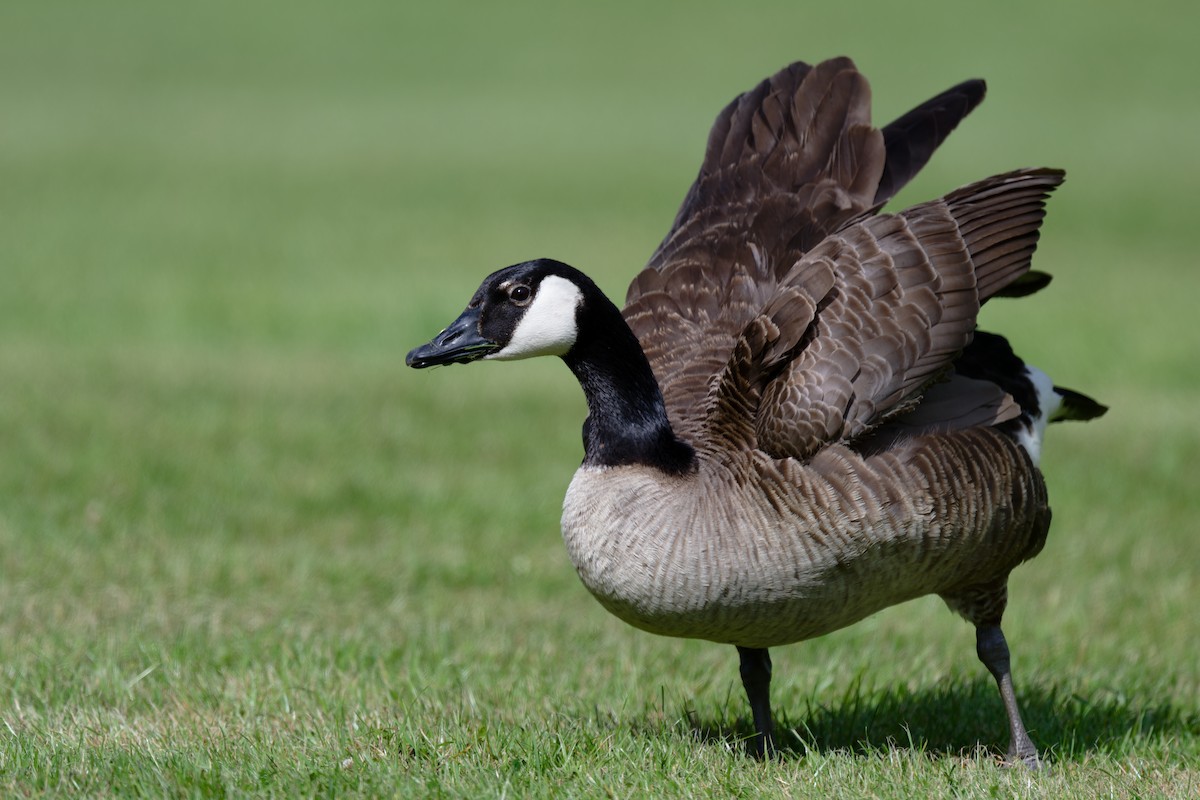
[733, 168, 1064, 459]
[624, 59, 886, 441]
[624, 58, 1004, 453]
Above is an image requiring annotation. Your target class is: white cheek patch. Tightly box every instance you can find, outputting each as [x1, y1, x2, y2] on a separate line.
[488, 274, 582, 360]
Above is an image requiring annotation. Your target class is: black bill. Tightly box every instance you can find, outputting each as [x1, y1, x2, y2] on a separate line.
[406, 306, 500, 368]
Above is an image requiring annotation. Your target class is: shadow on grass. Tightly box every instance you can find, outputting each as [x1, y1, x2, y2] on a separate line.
[669, 677, 1199, 761]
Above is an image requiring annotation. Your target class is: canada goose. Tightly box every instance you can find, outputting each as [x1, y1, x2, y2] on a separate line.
[407, 57, 1106, 763]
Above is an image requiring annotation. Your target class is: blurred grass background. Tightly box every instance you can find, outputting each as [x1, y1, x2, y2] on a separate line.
[2, 0, 1197, 796]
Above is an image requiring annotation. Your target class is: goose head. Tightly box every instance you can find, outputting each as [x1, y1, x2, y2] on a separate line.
[406, 259, 588, 368]
[408, 258, 693, 472]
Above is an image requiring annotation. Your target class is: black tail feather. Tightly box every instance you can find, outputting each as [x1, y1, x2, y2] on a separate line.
[1052, 387, 1108, 422]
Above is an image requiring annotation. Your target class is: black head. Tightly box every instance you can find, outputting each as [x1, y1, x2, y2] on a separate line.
[406, 259, 593, 369]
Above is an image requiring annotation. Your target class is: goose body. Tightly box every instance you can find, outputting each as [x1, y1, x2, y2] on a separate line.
[408, 58, 1106, 762]
[563, 429, 1047, 648]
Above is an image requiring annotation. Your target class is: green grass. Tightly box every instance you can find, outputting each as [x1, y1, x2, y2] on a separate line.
[2, 0, 1198, 796]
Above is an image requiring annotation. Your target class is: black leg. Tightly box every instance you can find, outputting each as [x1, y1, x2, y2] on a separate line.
[975, 625, 1042, 768]
[736, 646, 777, 759]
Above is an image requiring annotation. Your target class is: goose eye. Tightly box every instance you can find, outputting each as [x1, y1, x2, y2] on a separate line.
[509, 285, 532, 304]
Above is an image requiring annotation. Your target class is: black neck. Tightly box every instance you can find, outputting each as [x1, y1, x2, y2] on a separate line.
[562, 290, 694, 474]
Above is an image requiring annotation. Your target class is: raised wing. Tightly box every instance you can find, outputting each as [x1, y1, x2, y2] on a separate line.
[623, 58, 988, 445]
[705, 168, 1064, 459]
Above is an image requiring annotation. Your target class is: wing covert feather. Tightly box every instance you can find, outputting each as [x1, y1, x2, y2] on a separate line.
[749, 168, 1065, 458]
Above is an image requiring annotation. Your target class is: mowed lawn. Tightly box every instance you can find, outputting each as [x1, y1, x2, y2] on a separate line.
[2, 1, 1197, 797]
